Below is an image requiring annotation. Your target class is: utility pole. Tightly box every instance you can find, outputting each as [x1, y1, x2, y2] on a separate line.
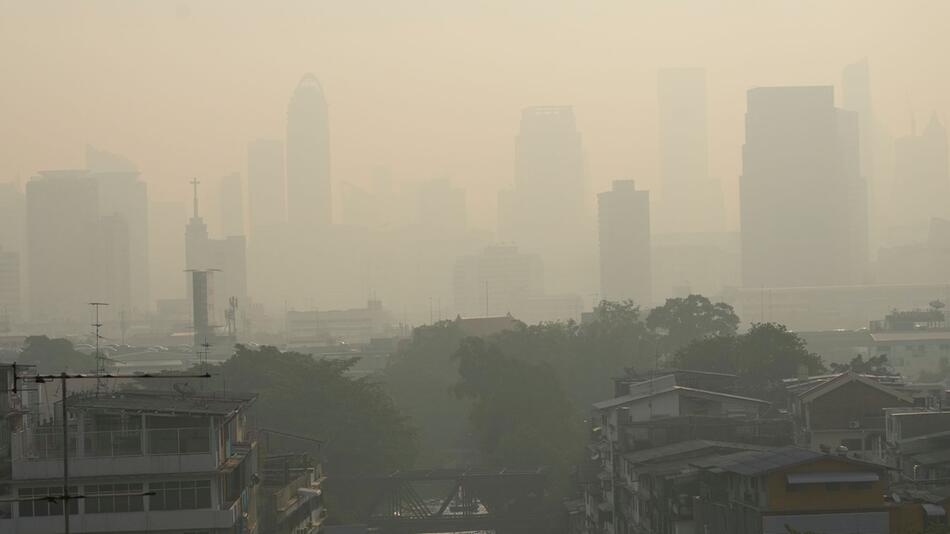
[13, 369, 211, 534]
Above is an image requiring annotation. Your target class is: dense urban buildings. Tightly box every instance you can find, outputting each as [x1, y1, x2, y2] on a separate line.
[740, 86, 868, 289]
[597, 180, 652, 306]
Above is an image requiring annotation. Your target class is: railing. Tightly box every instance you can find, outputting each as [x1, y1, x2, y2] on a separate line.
[17, 427, 210, 460]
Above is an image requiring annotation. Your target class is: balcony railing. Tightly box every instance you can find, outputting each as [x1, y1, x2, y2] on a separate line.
[16, 427, 210, 460]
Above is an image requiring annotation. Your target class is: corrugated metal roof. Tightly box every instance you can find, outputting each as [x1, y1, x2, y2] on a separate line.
[786, 472, 879, 484]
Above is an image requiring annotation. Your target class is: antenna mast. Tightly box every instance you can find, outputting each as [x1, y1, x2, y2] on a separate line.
[89, 302, 109, 397]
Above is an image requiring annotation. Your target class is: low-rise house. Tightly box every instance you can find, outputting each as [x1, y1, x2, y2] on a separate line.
[787, 371, 914, 456]
[5, 389, 261, 534]
[260, 453, 326, 534]
[693, 446, 891, 534]
[617, 440, 769, 534]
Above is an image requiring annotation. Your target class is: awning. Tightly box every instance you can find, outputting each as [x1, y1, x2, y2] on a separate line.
[922, 503, 947, 517]
[786, 472, 879, 484]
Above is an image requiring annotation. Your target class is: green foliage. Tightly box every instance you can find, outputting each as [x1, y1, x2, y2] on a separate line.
[383, 320, 475, 464]
[671, 323, 825, 397]
[453, 337, 585, 491]
[646, 294, 740, 352]
[829, 354, 896, 376]
[18, 335, 96, 373]
[205, 344, 417, 475]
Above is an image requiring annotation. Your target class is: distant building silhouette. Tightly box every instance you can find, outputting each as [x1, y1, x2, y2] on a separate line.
[149, 200, 186, 302]
[92, 171, 149, 315]
[184, 179, 247, 329]
[26, 171, 101, 324]
[454, 245, 543, 318]
[893, 113, 949, 233]
[657, 68, 724, 233]
[286, 74, 331, 228]
[740, 86, 868, 288]
[0, 247, 20, 328]
[218, 172, 244, 237]
[247, 139, 286, 235]
[598, 180, 651, 306]
[499, 106, 593, 295]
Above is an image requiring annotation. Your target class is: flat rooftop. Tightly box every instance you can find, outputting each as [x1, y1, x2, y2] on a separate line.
[66, 389, 256, 417]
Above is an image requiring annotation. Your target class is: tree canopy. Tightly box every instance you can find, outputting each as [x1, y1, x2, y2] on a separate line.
[18, 335, 97, 374]
[829, 354, 896, 376]
[203, 344, 417, 475]
[646, 294, 740, 352]
[671, 322, 825, 397]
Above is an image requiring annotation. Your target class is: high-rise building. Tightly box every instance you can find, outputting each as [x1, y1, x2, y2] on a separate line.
[598, 180, 652, 305]
[841, 60, 874, 184]
[740, 86, 868, 288]
[26, 171, 101, 324]
[0, 247, 21, 329]
[247, 139, 286, 235]
[500, 106, 592, 295]
[286, 74, 331, 228]
[893, 114, 949, 233]
[656, 68, 724, 234]
[98, 213, 132, 315]
[218, 172, 244, 237]
[149, 200, 186, 302]
[92, 171, 149, 315]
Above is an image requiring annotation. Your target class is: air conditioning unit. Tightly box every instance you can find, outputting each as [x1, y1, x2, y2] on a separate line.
[848, 420, 861, 429]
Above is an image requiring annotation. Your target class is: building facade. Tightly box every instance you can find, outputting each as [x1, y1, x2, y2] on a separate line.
[598, 180, 651, 306]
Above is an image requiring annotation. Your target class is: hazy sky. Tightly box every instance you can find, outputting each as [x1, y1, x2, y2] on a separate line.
[2, 1, 949, 230]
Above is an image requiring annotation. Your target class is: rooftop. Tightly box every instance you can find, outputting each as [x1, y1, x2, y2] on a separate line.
[66, 389, 256, 417]
[692, 446, 887, 476]
[592, 385, 768, 411]
[623, 439, 769, 466]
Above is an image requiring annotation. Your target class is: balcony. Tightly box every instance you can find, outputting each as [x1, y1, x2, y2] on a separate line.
[0, 500, 241, 534]
[11, 427, 218, 480]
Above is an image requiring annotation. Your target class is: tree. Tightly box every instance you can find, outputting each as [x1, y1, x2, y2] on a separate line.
[829, 354, 896, 376]
[453, 337, 585, 490]
[383, 320, 477, 464]
[669, 322, 825, 398]
[18, 335, 96, 373]
[204, 345, 417, 475]
[646, 294, 740, 352]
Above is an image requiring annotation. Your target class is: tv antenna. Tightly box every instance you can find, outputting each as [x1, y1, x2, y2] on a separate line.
[89, 302, 109, 397]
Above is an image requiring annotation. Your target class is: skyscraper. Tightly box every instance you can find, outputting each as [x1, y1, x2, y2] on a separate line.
[247, 139, 286, 235]
[92, 171, 149, 315]
[740, 86, 867, 288]
[656, 68, 724, 233]
[501, 106, 592, 295]
[26, 171, 101, 323]
[893, 114, 949, 233]
[598, 180, 652, 306]
[417, 178, 466, 235]
[286, 74, 331, 228]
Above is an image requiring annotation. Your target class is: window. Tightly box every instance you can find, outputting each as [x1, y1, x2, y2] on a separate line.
[85, 483, 143, 513]
[150, 480, 211, 511]
[18, 486, 78, 517]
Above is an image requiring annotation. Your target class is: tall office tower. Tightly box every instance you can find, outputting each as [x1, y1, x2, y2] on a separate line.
[26, 171, 101, 324]
[417, 178, 466, 235]
[98, 213, 133, 314]
[218, 172, 244, 237]
[247, 139, 286, 235]
[286, 74, 331, 228]
[657, 68, 724, 233]
[149, 200, 186, 301]
[501, 106, 591, 294]
[740, 86, 868, 288]
[0, 247, 21, 328]
[92, 171, 149, 315]
[453, 245, 544, 317]
[841, 60, 874, 183]
[0, 183, 24, 254]
[598, 180, 652, 305]
[893, 114, 949, 232]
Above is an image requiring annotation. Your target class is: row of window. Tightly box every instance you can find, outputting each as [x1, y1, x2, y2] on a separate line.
[19, 480, 211, 517]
